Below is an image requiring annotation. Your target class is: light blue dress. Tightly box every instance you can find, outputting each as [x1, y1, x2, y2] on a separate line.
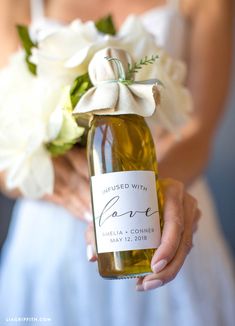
[0, 1, 235, 325]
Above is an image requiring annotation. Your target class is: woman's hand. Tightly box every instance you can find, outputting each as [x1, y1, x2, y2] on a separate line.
[136, 179, 200, 291]
[45, 147, 92, 222]
[85, 178, 201, 289]
[0, 147, 92, 222]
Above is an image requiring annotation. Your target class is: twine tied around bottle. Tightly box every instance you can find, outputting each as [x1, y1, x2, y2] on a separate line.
[102, 56, 164, 87]
[73, 47, 161, 117]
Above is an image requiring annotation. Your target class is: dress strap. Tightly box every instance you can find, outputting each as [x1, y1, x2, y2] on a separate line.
[30, 0, 45, 23]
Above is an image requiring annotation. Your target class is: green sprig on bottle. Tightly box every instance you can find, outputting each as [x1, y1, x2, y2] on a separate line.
[104, 55, 160, 85]
[127, 55, 159, 80]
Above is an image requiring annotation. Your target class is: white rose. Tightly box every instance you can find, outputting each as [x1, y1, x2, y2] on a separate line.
[116, 16, 193, 130]
[0, 52, 69, 198]
[31, 20, 108, 85]
[117, 15, 161, 62]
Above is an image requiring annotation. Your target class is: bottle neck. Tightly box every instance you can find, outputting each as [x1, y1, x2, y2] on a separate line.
[92, 114, 145, 120]
[90, 114, 148, 131]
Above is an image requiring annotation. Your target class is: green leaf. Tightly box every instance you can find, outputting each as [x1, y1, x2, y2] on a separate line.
[70, 73, 93, 109]
[127, 54, 159, 80]
[17, 25, 37, 75]
[54, 110, 84, 145]
[47, 87, 85, 157]
[47, 141, 77, 157]
[95, 15, 116, 36]
[25, 56, 37, 75]
[47, 111, 84, 156]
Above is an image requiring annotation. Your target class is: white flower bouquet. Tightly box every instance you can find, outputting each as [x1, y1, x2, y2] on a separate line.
[0, 15, 192, 198]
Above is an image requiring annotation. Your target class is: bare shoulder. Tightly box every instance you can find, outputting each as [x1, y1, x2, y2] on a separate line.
[182, 0, 234, 19]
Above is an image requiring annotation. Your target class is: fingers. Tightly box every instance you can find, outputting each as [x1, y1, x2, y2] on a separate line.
[136, 179, 199, 292]
[65, 148, 89, 180]
[74, 171, 91, 211]
[193, 208, 201, 233]
[64, 190, 91, 221]
[46, 153, 92, 222]
[85, 223, 97, 262]
[138, 201, 194, 291]
[150, 179, 184, 273]
[149, 193, 196, 285]
[62, 173, 91, 219]
[57, 178, 91, 221]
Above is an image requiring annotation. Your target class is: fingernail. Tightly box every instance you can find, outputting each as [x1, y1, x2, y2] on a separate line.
[84, 212, 93, 222]
[136, 284, 144, 291]
[152, 259, 168, 274]
[86, 244, 95, 261]
[143, 279, 163, 291]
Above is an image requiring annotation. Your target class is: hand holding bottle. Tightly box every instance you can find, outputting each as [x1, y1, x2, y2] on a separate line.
[85, 178, 201, 290]
[45, 148, 92, 222]
[0, 148, 93, 223]
[138, 179, 200, 290]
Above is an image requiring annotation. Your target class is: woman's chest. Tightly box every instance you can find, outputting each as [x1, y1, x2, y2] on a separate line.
[46, 0, 167, 26]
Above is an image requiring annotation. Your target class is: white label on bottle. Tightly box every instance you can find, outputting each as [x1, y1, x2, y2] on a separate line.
[91, 171, 161, 253]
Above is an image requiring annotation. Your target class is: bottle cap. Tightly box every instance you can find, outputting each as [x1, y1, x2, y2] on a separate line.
[73, 47, 158, 117]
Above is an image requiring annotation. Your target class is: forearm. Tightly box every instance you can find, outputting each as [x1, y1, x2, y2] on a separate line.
[187, 0, 234, 135]
[157, 119, 211, 187]
[157, 0, 234, 186]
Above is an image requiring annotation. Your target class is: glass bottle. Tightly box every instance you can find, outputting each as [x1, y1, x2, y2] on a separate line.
[87, 114, 163, 279]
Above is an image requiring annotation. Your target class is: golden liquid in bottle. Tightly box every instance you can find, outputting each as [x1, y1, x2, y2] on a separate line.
[87, 114, 163, 279]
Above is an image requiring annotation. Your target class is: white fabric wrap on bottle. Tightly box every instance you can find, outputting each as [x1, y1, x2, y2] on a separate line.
[73, 48, 159, 117]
